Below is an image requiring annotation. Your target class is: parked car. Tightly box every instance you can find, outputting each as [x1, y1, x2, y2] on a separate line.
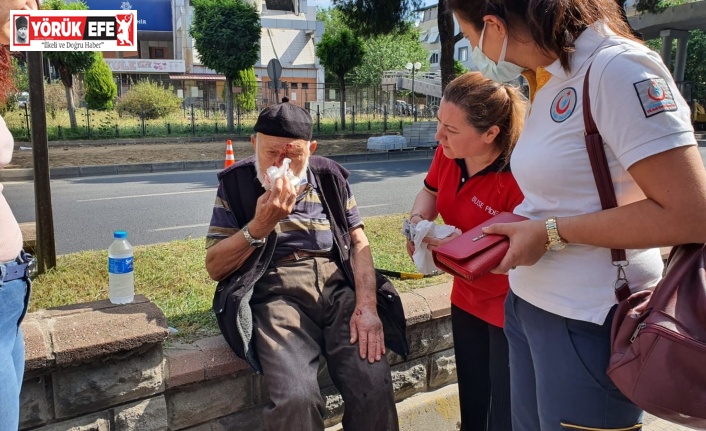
[16, 91, 29, 109]
[394, 100, 411, 116]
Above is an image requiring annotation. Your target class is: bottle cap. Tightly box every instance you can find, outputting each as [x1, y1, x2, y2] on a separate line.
[114, 230, 127, 239]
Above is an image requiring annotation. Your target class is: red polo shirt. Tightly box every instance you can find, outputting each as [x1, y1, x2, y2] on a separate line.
[425, 146, 524, 328]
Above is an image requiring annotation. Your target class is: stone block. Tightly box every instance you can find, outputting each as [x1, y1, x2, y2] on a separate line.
[367, 135, 407, 151]
[20, 375, 53, 429]
[114, 396, 168, 431]
[51, 299, 168, 365]
[429, 348, 457, 389]
[152, 162, 185, 172]
[50, 166, 81, 179]
[414, 283, 453, 319]
[79, 165, 118, 176]
[53, 346, 164, 418]
[391, 357, 428, 401]
[164, 344, 205, 389]
[21, 316, 52, 373]
[184, 161, 219, 170]
[117, 164, 153, 175]
[396, 383, 460, 431]
[406, 317, 454, 360]
[194, 336, 248, 380]
[399, 292, 431, 326]
[167, 374, 254, 430]
[32, 412, 111, 431]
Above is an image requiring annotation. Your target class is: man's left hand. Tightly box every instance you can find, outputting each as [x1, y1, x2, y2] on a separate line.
[349, 305, 385, 363]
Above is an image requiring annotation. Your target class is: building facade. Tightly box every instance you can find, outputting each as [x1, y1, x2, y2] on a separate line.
[82, 0, 324, 110]
[417, 3, 475, 73]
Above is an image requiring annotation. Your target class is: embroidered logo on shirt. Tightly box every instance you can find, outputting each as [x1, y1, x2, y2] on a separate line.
[633, 78, 677, 117]
[550, 88, 577, 123]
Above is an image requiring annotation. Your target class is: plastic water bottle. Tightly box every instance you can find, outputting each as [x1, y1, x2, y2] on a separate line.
[108, 230, 134, 304]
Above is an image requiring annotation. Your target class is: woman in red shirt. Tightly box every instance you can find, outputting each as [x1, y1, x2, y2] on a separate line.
[407, 72, 525, 431]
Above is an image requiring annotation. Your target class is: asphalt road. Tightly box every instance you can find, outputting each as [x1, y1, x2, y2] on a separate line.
[4, 146, 706, 255]
[3, 158, 433, 254]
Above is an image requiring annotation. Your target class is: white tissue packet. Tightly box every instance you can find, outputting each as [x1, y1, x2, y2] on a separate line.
[411, 220, 461, 275]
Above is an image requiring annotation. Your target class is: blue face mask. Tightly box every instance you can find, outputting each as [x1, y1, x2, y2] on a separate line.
[471, 23, 525, 83]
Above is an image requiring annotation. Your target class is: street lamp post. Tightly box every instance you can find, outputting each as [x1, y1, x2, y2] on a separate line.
[406, 61, 422, 122]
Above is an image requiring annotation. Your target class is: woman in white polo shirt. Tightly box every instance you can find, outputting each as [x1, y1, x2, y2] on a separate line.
[448, 0, 706, 430]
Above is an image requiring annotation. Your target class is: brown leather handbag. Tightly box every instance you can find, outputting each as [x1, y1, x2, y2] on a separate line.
[583, 66, 706, 428]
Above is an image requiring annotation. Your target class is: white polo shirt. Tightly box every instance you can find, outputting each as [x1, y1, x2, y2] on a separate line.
[510, 22, 695, 324]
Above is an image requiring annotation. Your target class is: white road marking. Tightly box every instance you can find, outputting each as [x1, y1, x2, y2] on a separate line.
[151, 223, 210, 232]
[357, 204, 389, 209]
[77, 188, 216, 202]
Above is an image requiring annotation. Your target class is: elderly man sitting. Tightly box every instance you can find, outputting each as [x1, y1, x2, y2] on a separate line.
[205, 97, 407, 431]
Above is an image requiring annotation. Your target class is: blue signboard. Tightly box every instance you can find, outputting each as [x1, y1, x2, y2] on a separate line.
[81, 0, 173, 31]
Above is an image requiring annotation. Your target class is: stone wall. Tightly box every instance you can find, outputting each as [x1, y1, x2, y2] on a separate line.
[19, 283, 457, 431]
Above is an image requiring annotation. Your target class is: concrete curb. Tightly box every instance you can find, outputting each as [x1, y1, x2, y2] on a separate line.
[0, 148, 437, 182]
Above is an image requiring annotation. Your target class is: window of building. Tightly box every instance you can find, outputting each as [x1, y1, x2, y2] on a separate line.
[457, 46, 468, 62]
[419, 31, 428, 43]
[429, 52, 440, 64]
[428, 29, 439, 44]
[302, 83, 309, 89]
[291, 83, 298, 89]
[150, 47, 166, 59]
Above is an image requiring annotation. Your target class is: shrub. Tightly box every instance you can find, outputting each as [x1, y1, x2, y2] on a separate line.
[84, 53, 117, 110]
[115, 80, 181, 119]
[45, 82, 68, 120]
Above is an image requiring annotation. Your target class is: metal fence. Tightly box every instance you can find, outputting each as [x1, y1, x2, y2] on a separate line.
[4, 103, 427, 142]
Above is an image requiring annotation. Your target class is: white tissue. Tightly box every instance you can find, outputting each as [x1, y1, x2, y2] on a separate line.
[412, 220, 461, 275]
[264, 158, 302, 190]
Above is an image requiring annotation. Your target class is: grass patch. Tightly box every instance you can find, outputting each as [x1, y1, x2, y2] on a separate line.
[29, 214, 451, 343]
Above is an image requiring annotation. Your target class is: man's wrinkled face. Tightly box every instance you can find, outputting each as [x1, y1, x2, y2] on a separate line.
[251, 133, 317, 186]
[1, 0, 39, 45]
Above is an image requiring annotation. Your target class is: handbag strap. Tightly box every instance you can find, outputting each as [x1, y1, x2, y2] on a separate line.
[582, 66, 631, 301]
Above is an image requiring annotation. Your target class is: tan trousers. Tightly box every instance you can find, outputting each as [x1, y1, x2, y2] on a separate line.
[251, 256, 399, 431]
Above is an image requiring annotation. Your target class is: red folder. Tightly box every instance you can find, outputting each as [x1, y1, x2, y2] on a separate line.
[431, 212, 528, 282]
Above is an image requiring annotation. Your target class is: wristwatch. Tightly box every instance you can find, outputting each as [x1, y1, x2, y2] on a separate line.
[242, 224, 266, 248]
[545, 217, 568, 251]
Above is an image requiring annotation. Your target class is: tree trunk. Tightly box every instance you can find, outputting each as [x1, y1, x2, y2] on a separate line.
[63, 81, 77, 129]
[339, 76, 346, 130]
[438, 0, 456, 92]
[225, 75, 234, 133]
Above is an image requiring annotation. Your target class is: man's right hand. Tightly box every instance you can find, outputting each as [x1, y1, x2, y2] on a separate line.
[250, 175, 298, 236]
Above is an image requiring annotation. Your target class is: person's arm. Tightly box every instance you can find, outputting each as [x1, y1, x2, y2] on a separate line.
[486, 145, 706, 272]
[348, 225, 385, 363]
[205, 176, 297, 281]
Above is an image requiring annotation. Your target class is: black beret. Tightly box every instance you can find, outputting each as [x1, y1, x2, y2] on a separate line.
[16, 16, 28, 28]
[253, 96, 313, 141]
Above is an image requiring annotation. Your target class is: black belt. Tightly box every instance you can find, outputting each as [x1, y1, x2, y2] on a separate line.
[274, 250, 336, 264]
[2, 255, 36, 283]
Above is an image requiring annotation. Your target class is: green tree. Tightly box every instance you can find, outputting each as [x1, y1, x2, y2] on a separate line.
[115, 80, 182, 119]
[634, 0, 688, 14]
[333, 0, 459, 92]
[352, 26, 428, 86]
[233, 68, 258, 112]
[646, 29, 706, 101]
[316, 28, 365, 129]
[43, 0, 96, 128]
[1, 56, 29, 111]
[84, 52, 117, 110]
[191, 0, 261, 133]
[453, 59, 468, 77]
[332, 0, 421, 37]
